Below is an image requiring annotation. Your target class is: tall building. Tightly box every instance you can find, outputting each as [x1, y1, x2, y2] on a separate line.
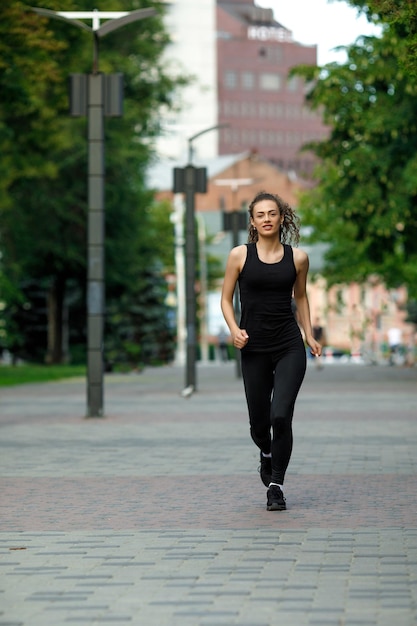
[217, 0, 328, 175]
[157, 0, 218, 161]
[157, 0, 327, 175]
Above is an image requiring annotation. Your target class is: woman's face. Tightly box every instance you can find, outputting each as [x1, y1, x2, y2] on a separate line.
[251, 199, 283, 238]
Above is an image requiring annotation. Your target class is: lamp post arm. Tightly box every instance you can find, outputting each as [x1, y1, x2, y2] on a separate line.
[96, 7, 157, 38]
[31, 7, 157, 73]
[30, 7, 92, 32]
[188, 123, 229, 163]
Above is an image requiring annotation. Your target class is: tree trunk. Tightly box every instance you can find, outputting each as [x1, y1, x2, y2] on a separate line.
[45, 278, 68, 364]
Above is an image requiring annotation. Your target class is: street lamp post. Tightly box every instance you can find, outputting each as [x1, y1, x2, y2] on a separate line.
[31, 7, 157, 417]
[215, 178, 253, 378]
[196, 214, 209, 363]
[173, 124, 227, 395]
[173, 163, 207, 394]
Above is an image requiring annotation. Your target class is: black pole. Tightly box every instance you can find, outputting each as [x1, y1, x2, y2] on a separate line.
[184, 166, 197, 391]
[173, 164, 206, 394]
[87, 73, 105, 416]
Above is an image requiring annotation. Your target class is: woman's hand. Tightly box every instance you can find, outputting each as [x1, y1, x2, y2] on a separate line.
[232, 328, 249, 349]
[308, 338, 322, 358]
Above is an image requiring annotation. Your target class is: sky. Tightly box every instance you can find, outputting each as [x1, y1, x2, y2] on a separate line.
[257, 0, 381, 65]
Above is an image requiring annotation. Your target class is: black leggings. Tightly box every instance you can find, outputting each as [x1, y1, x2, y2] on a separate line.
[241, 342, 306, 485]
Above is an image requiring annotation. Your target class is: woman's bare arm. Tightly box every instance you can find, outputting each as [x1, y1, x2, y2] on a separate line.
[293, 248, 321, 357]
[221, 245, 249, 349]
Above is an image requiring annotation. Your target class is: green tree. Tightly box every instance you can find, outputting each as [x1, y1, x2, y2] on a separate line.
[106, 261, 175, 369]
[293, 26, 417, 297]
[0, 0, 75, 358]
[344, 0, 417, 76]
[0, 0, 188, 365]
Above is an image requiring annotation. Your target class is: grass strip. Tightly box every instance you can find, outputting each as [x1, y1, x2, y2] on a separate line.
[0, 364, 86, 387]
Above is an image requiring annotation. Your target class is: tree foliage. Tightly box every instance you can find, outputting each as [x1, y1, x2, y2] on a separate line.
[0, 0, 188, 364]
[344, 0, 417, 76]
[293, 6, 417, 297]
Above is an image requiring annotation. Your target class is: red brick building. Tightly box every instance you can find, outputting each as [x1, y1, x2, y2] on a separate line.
[217, 1, 328, 175]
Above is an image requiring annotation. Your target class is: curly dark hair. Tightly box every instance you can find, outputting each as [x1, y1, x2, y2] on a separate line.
[247, 191, 301, 246]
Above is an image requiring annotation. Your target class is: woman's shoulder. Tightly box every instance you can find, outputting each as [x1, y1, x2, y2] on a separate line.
[229, 243, 248, 259]
[291, 245, 308, 259]
[290, 246, 309, 269]
[228, 244, 248, 271]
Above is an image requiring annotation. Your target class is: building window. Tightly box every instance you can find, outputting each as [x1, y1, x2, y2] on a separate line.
[267, 132, 276, 146]
[274, 46, 283, 62]
[241, 71, 255, 90]
[224, 129, 232, 144]
[241, 102, 248, 116]
[276, 131, 284, 145]
[268, 103, 276, 118]
[286, 103, 300, 118]
[260, 73, 281, 91]
[259, 103, 267, 117]
[241, 129, 250, 144]
[259, 46, 284, 62]
[224, 71, 237, 89]
[224, 101, 241, 116]
[287, 76, 299, 92]
[217, 30, 232, 40]
[275, 103, 284, 118]
[286, 131, 300, 145]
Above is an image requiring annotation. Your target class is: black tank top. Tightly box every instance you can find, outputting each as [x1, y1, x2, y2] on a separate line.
[238, 243, 302, 352]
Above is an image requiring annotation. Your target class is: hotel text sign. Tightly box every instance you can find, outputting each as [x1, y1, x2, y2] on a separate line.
[247, 26, 290, 42]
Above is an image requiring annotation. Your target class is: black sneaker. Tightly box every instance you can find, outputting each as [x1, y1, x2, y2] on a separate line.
[259, 452, 272, 487]
[266, 485, 286, 511]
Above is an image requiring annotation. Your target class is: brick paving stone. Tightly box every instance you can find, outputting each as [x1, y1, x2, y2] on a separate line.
[0, 362, 416, 626]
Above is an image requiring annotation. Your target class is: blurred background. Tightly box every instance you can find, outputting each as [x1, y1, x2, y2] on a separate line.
[1, 0, 416, 381]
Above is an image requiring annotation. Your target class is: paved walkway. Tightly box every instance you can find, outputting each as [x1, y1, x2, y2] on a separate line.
[1, 361, 416, 626]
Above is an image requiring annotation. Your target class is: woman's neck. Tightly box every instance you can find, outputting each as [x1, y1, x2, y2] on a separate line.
[256, 237, 283, 252]
[256, 238, 284, 262]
